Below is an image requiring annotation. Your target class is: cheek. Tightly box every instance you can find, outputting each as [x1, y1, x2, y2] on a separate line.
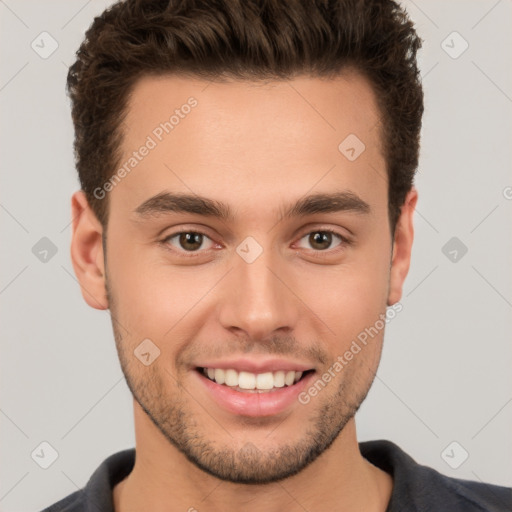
[106, 236, 220, 345]
[106, 233, 178, 335]
[306, 248, 390, 340]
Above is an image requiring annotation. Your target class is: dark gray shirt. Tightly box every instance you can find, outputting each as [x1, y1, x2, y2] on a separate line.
[40, 440, 512, 511]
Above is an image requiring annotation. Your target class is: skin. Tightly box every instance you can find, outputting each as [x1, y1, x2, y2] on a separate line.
[70, 69, 417, 512]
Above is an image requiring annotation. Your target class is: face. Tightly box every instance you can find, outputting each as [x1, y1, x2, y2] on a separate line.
[72, 70, 416, 484]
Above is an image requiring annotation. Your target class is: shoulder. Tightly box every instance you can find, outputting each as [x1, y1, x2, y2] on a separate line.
[38, 448, 135, 512]
[39, 491, 83, 512]
[359, 439, 512, 511]
[425, 467, 512, 511]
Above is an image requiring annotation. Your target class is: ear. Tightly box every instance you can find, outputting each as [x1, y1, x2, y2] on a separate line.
[387, 187, 418, 306]
[70, 190, 108, 310]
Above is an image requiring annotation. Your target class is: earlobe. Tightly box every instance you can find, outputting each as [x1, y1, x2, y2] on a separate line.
[387, 187, 418, 306]
[70, 190, 109, 310]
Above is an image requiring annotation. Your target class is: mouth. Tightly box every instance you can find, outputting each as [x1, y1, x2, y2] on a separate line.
[196, 367, 315, 393]
[193, 366, 316, 417]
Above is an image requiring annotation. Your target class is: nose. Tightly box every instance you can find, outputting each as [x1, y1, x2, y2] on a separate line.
[218, 244, 300, 341]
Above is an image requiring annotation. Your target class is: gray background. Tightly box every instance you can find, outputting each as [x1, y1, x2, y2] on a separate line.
[1, 1, 511, 510]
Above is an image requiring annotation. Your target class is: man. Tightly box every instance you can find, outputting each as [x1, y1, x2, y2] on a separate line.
[42, 0, 511, 510]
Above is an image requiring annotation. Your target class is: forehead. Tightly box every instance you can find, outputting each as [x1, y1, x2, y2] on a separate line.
[123, 70, 383, 148]
[112, 70, 386, 220]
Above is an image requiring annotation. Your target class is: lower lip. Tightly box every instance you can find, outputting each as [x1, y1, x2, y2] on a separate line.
[194, 369, 315, 417]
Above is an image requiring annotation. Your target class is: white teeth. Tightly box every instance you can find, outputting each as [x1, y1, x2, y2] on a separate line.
[238, 371, 256, 390]
[273, 370, 285, 388]
[256, 372, 274, 390]
[214, 368, 225, 385]
[224, 369, 238, 387]
[284, 371, 295, 386]
[202, 367, 308, 390]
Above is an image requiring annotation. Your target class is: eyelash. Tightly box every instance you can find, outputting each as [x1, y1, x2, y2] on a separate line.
[159, 227, 352, 259]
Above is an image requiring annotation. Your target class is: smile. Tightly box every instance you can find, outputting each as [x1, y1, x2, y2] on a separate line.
[199, 367, 313, 392]
[194, 367, 316, 417]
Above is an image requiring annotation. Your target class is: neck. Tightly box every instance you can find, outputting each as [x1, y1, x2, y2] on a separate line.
[113, 402, 392, 512]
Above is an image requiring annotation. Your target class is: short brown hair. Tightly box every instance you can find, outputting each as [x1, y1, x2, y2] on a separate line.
[67, 0, 423, 235]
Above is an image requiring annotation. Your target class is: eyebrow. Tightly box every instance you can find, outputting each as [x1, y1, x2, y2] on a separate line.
[133, 190, 371, 221]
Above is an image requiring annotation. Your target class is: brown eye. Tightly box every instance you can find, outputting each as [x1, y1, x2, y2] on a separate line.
[163, 231, 215, 253]
[309, 232, 334, 250]
[297, 230, 346, 252]
[178, 232, 203, 251]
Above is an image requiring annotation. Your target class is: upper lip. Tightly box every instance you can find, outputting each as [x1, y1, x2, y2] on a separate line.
[195, 358, 315, 374]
